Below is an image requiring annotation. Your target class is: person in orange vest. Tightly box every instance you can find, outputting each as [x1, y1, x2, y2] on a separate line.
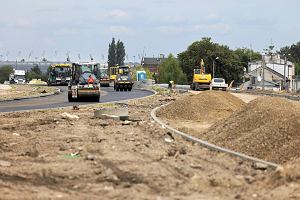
[87, 75, 94, 84]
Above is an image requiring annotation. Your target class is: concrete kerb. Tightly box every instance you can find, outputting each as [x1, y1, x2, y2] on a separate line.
[0, 88, 157, 114]
[230, 90, 300, 101]
[0, 88, 61, 102]
[151, 102, 280, 170]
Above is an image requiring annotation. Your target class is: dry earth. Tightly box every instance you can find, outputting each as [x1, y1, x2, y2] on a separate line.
[0, 85, 56, 100]
[0, 91, 300, 199]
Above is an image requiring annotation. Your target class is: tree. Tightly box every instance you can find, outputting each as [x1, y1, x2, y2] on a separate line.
[25, 65, 47, 81]
[108, 38, 116, 68]
[178, 37, 245, 84]
[116, 40, 126, 66]
[234, 48, 261, 72]
[0, 65, 13, 83]
[159, 54, 187, 84]
[279, 42, 300, 75]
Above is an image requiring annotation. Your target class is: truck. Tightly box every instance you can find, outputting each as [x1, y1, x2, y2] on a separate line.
[99, 64, 110, 87]
[9, 69, 26, 84]
[68, 62, 101, 102]
[191, 59, 212, 90]
[114, 66, 134, 91]
[47, 63, 72, 86]
[210, 78, 228, 91]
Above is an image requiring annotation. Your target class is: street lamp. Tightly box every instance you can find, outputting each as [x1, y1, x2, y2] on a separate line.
[212, 57, 219, 78]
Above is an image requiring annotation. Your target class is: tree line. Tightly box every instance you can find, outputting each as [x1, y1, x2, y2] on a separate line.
[158, 37, 262, 85]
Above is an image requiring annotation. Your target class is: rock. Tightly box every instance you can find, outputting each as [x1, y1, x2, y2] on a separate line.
[252, 162, 268, 170]
[85, 154, 95, 161]
[12, 133, 20, 136]
[99, 120, 110, 128]
[59, 144, 70, 151]
[60, 112, 79, 120]
[0, 160, 11, 167]
[73, 105, 80, 110]
[122, 120, 132, 126]
[164, 138, 173, 143]
[244, 175, 255, 184]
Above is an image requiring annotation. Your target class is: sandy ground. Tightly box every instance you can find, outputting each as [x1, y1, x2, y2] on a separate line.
[0, 91, 300, 199]
[0, 85, 57, 100]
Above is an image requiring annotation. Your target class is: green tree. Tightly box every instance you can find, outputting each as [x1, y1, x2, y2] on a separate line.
[108, 38, 116, 68]
[0, 65, 13, 83]
[178, 37, 244, 84]
[116, 40, 126, 66]
[159, 54, 187, 84]
[279, 42, 300, 75]
[131, 65, 152, 81]
[25, 65, 47, 81]
[234, 48, 261, 71]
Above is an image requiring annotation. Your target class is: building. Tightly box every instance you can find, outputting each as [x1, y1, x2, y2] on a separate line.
[141, 55, 166, 73]
[245, 54, 296, 92]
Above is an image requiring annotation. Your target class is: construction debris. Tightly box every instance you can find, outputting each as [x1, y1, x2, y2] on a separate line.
[59, 112, 80, 120]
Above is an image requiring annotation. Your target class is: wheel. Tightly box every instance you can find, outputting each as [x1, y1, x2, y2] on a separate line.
[94, 96, 100, 102]
[128, 87, 132, 91]
[124, 88, 128, 91]
[68, 94, 75, 102]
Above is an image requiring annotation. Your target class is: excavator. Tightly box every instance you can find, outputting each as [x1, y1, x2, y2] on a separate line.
[191, 59, 212, 90]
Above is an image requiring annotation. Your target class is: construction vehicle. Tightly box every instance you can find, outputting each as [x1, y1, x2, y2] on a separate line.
[114, 66, 134, 91]
[191, 59, 212, 90]
[99, 64, 110, 87]
[9, 69, 26, 84]
[210, 78, 228, 91]
[47, 63, 71, 86]
[109, 66, 118, 83]
[68, 62, 100, 102]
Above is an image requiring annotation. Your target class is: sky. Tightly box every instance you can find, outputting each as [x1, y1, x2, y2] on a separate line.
[0, 0, 299, 62]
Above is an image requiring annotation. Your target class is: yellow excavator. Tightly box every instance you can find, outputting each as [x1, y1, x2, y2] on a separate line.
[191, 59, 212, 90]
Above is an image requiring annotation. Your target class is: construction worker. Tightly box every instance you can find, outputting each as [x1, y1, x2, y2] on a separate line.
[87, 75, 94, 84]
[168, 80, 174, 92]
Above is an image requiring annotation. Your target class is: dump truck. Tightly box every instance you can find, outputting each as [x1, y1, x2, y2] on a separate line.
[68, 62, 100, 102]
[191, 59, 212, 90]
[47, 63, 72, 86]
[210, 78, 228, 91]
[114, 66, 134, 91]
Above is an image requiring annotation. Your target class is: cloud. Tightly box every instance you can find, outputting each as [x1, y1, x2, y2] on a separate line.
[96, 9, 131, 21]
[104, 26, 135, 36]
[156, 26, 185, 34]
[157, 23, 232, 35]
[193, 23, 232, 35]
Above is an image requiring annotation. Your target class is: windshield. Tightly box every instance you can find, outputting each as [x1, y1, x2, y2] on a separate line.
[214, 78, 224, 83]
[194, 69, 201, 74]
[74, 64, 99, 84]
[99, 68, 108, 78]
[119, 67, 130, 75]
[15, 75, 25, 79]
[53, 67, 71, 77]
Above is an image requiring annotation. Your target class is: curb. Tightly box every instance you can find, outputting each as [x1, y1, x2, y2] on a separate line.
[0, 88, 156, 114]
[151, 102, 280, 170]
[0, 88, 61, 102]
[230, 90, 300, 101]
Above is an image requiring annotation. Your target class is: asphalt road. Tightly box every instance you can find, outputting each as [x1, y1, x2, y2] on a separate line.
[0, 86, 154, 113]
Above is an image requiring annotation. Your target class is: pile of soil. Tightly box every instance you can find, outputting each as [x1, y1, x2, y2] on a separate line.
[204, 96, 300, 164]
[157, 91, 245, 123]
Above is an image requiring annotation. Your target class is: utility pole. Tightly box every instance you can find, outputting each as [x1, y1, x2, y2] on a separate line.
[284, 56, 287, 91]
[262, 54, 265, 90]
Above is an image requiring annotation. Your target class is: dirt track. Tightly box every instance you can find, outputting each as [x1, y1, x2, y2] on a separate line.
[0, 91, 300, 199]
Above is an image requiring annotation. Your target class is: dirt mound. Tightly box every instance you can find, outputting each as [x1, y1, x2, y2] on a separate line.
[157, 91, 245, 122]
[204, 96, 300, 164]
